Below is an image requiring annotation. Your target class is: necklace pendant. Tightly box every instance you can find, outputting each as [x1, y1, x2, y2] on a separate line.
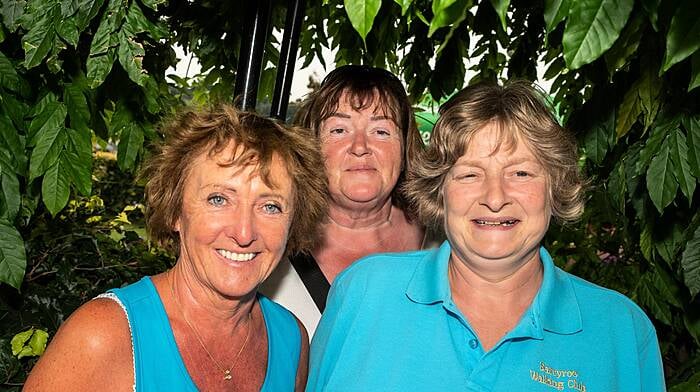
[224, 370, 232, 381]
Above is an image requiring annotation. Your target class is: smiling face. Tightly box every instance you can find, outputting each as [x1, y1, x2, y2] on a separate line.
[174, 143, 294, 299]
[443, 123, 551, 281]
[319, 91, 403, 211]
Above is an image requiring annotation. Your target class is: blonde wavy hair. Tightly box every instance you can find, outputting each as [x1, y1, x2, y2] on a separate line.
[405, 81, 585, 229]
[142, 105, 328, 255]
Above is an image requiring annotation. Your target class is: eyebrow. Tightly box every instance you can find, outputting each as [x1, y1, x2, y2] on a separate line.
[327, 112, 393, 122]
[453, 157, 540, 167]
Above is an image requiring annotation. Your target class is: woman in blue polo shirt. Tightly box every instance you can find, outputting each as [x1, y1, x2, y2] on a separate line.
[307, 81, 665, 391]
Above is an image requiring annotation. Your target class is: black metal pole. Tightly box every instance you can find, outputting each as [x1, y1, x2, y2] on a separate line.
[270, 0, 306, 120]
[234, 0, 272, 111]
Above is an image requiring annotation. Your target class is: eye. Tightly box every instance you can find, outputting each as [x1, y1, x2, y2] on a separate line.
[208, 194, 227, 206]
[375, 128, 391, 136]
[262, 202, 283, 214]
[515, 170, 531, 177]
[454, 172, 478, 181]
[329, 127, 345, 134]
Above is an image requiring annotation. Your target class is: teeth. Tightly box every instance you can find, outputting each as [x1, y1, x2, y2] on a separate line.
[475, 219, 518, 226]
[217, 249, 256, 261]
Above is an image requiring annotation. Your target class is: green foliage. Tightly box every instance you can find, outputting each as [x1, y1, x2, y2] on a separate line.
[1, 0, 699, 388]
[11, 328, 47, 359]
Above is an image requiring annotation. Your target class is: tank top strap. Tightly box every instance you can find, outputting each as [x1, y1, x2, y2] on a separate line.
[258, 294, 302, 392]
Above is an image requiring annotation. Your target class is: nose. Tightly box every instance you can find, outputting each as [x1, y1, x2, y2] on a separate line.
[226, 206, 257, 246]
[349, 130, 369, 156]
[481, 176, 509, 212]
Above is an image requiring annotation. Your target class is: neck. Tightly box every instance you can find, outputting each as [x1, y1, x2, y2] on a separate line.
[326, 197, 394, 229]
[168, 263, 253, 329]
[448, 252, 543, 307]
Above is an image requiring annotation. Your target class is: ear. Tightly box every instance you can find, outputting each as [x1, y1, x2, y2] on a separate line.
[174, 217, 181, 232]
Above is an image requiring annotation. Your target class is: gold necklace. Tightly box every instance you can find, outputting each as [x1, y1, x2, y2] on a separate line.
[169, 274, 253, 381]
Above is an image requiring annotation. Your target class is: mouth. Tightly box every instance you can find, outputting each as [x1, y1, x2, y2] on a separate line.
[472, 218, 520, 227]
[346, 164, 375, 171]
[216, 249, 257, 262]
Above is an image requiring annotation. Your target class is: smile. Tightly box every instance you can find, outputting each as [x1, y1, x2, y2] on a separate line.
[473, 219, 519, 227]
[217, 249, 257, 262]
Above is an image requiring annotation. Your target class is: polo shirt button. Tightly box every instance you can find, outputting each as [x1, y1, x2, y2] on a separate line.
[468, 339, 478, 349]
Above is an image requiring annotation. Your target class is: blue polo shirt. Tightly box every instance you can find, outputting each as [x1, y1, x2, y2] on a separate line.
[308, 241, 664, 391]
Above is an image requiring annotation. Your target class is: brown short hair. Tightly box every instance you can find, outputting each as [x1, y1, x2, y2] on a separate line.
[293, 65, 423, 213]
[405, 81, 585, 229]
[142, 105, 328, 255]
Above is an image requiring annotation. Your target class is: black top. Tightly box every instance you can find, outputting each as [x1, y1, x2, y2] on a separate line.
[288, 252, 330, 312]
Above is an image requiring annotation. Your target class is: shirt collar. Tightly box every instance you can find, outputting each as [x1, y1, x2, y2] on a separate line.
[405, 241, 582, 335]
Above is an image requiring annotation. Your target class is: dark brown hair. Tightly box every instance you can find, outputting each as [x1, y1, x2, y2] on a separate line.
[294, 65, 422, 213]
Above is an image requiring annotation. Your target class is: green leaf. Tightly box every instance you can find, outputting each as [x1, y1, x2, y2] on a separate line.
[55, 14, 79, 47]
[640, 0, 660, 31]
[21, 6, 57, 69]
[689, 51, 700, 92]
[86, 49, 115, 89]
[584, 122, 611, 164]
[117, 30, 146, 86]
[0, 52, 21, 92]
[604, 12, 643, 74]
[1, 0, 26, 32]
[616, 82, 641, 139]
[140, 0, 166, 11]
[28, 329, 48, 356]
[685, 117, 700, 178]
[0, 219, 26, 289]
[661, 0, 700, 73]
[86, 0, 124, 88]
[637, 118, 676, 173]
[123, 1, 166, 39]
[668, 129, 696, 203]
[75, 0, 104, 31]
[646, 136, 678, 213]
[634, 273, 672, 325]
[28, 100, 66, 146]
[344, 0, 381, 42]
[640, 222, 653, 261]
[682, 225, 700, 298]
[63, 82, 90, 133]
[544, 0, 570, 35]
[393, 0, 412, 15]
[0, 170, 21, 220]
[64, 128, 92, 196]
[429, 0, 470, 38]
[651, 266, 683, 308]
[490, 0, 509, 31]
[637, 57, 661, 134]
[42, 158, 70, 216]
[0, 113, 25, 172]
[562, 0, 634, 70]
[607, 160, 626, 212]
[117, 123, 143, 171]
[656, 222, 683, 267]
[11, 328, 33, 355]
[29, 123, 67, 181]
[61, 0, 80, 17]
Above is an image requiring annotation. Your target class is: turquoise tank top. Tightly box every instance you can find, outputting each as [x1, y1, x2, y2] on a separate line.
[107, 276, 301, 391]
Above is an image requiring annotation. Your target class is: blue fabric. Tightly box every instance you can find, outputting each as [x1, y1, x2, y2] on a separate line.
[308, 241, 665, 391]
[108, 276, 301, 391]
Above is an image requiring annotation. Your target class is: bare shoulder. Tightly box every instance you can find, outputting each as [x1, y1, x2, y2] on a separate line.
[23, 297, 133, 391]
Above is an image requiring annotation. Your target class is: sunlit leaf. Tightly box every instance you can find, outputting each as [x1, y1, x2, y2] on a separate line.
[661, 0, 700, 73]
[117, 123, 143, 171]
[344, 0, 381, 42]
[544, 0, 570, 35]
[29, 127, 66, 181]
[117, 30, 146, 86]
[562, 0, 634, 70]
[55, 14, 79, 47]
[682, 225, 700, 298]
[28, 100, 66, 146]
[0, 219, 26, 289]
[490, 0, 509, 31]
[10, 328, 33, 355]
[393, 0, 412, 15]
[646, 137, 678, 213]
[124, 1, 166, 39]
[429, 0, 470, 38]
[668, 129, 696, 203]
[42, 158, 70, 216]
[28, 329, 48, 356]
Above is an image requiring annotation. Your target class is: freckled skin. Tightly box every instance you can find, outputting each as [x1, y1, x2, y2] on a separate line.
[175, 145, 295, 301]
